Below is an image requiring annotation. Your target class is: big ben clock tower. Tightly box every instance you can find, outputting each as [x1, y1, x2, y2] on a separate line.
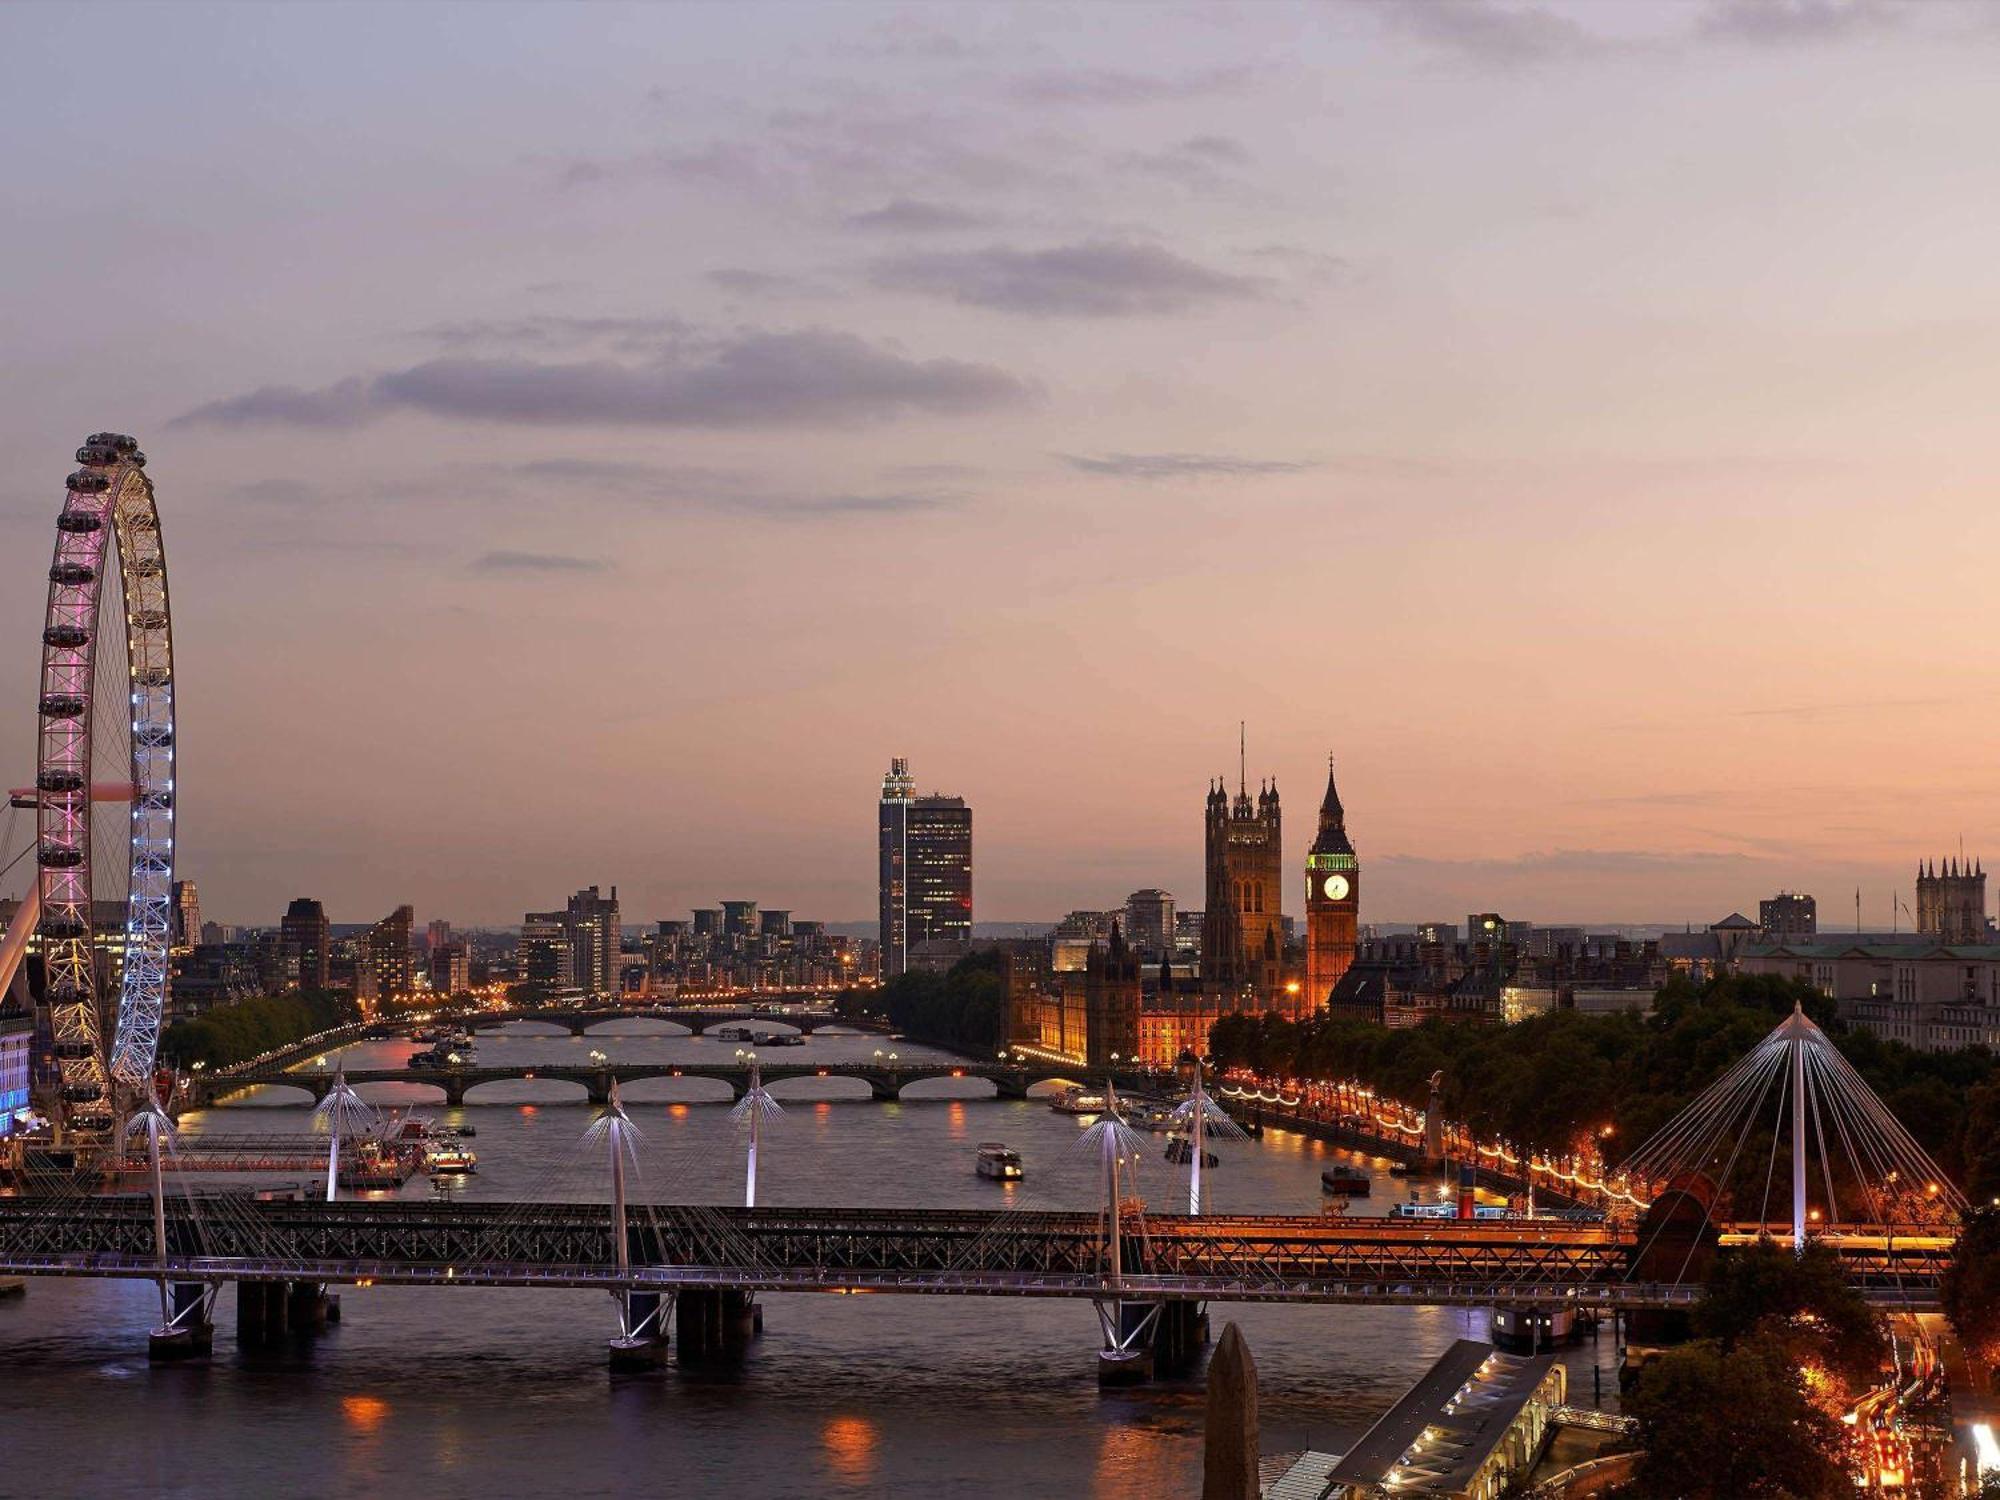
[1305, 754, 1359, 1008]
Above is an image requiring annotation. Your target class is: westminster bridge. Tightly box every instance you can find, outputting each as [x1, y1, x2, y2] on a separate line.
[189, 1057, 1140, 1109]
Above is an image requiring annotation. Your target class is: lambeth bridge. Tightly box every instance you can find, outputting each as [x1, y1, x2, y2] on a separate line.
[190, 1058, 1137, 1109]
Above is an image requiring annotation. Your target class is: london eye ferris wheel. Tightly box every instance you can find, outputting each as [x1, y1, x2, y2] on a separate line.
[0, 433, 175, 1136]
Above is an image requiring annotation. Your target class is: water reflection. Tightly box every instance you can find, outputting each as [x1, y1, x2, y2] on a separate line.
[822, 1413, 878, 1485]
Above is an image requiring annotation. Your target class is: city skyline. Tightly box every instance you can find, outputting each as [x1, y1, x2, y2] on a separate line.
[8, 3, 2000, 927]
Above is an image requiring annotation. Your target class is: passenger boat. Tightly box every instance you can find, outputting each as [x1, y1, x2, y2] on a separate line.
[424, 1131, 478, 1175]
[1164, 1134, 1218, 1168]
[975, 1143, 1024, 1181]
[712, 1025, 755, 1042]
[1048, 1086, 1108, 1115]
[1491, 1304, 1578, 1349]
[1320, 1165, 1371, 1196]
[752, 1031, 807, 1047]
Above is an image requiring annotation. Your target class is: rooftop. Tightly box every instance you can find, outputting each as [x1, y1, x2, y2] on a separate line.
[1328, 1338, 1559, 1496]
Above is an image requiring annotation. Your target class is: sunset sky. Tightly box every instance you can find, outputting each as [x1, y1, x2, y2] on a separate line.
[4, 1, 1999, 930]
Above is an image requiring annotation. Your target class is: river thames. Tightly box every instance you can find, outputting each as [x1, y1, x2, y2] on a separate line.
[0, 1022, 1623, 1498]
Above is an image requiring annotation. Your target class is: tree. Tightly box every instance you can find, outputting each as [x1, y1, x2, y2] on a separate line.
[1944, 1206, 2000, 1390]
[1695, 1240, 1885, 1394]
[1625, 1334, 1847, 1498]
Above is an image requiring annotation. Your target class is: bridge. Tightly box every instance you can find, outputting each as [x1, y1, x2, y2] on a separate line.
[452, 1006, 892, 1039]
[0, 1198, 1946, 1308]
[191, 1058, 1132, 1109]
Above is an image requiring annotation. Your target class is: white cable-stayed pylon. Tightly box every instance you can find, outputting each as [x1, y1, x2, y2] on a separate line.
[312, 1062, 375, 1203]
[126, 1096, 177, 1326]
[729, 1055, 783, 1209]
[1617, 1002, 1964, 1252]
[1170, 1070, 1247, 1216]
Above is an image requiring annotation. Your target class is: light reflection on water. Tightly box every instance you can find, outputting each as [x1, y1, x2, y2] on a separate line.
[0, 1026, 1625, 1496]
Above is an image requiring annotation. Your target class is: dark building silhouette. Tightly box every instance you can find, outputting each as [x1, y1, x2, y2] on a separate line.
[358, 904, 414, 1007]
[1758, 892, 1817, 944]
[1917, 858, 1986, 945]
[1201, 769, 1283, 1002]
[565, 885, 621, 996]
[1304, 754, 1360, 1008]
[878, 758, 972, 976]
[279, 897, 330, 991]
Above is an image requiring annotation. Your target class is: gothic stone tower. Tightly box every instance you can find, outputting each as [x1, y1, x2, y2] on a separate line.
[1202, 772, 1283, 1002]
[1917, 857, 1987, 944]
[1305, 755, 1359, 1008]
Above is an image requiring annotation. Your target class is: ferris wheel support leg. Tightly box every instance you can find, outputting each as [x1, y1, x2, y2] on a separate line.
[0, 881, 38, 1008]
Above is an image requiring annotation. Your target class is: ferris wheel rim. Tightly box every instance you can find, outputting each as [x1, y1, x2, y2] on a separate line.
[30, 432, 175, 1123]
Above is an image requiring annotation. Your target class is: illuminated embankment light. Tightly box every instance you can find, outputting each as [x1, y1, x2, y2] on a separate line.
[1974, 1423, 2000, 1476]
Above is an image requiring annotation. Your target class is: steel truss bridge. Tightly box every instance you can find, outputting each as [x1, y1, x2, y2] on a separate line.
[191, 1059, 1126, 1109]
[0, 1199, 1947, 1310]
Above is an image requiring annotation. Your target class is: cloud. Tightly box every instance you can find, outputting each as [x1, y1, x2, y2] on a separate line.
[414, 315, 695, 354]
[179, 330, 1036, 430]
[1062, 452, 1317, 481]
[1357, 0, 1605, 64]
[1695, 0, 1902, 46]
[741, 491, 959, 519]
[1119, 135, 1254, 191]
[471, 550, 608, 574]
[703, 268, 832, 299]
[1238, 243, 1351, 284]
[175, 377, 379, 429]
[508, 459, 967, 521]
[841, 198, 989, 233]
[871, 240, 1268, 317]
[1012, 66, 1262, 104]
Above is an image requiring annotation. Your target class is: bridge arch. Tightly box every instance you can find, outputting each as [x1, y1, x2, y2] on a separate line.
[894, 1075, 1001, 1102]
[212, 1078, 324, 1107]
[764, 1073, 875, 1103]
[460, 1076, 593, 1105]
[616, 1074, 736, 1105]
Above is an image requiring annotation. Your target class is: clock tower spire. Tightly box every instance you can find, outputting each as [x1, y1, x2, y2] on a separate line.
[1305, 752, 1359, 1008]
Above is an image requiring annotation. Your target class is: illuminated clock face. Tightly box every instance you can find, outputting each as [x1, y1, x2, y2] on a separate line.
[1324, 875, 1351, 901]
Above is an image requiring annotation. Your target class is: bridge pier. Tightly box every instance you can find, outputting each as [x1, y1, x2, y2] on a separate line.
[235, 1280, 287, 1347]
[992, 1073, 1031, 1101]
[866, 1075, 899, 1103]
[147, 1282, 214, 1363]
[288, 1280, 338, 1331]
[608, 1291, 670, 1373]
[674, 1288, 759, 1365]
[1094, 1299, 1161, 1386]
[443, 1079, 467, 1108]
[1152, 1299, 1208, 1375]
[587, 1072, 612, 1108]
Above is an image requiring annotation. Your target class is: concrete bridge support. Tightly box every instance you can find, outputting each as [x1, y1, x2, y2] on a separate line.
[235, 1280, 287, 1347]
[234, 1279, 338, 1348]
[674, 1288, 760, 1365]
[608, 1291, 670, 1373]
[1095, 1299, 1162, 1386]
[147, 1281, 214, 1363]
[442, 1079, 468, 1108]
[1152, 1299, 1209, 1375]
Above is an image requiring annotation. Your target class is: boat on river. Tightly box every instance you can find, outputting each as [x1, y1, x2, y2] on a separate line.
[1048, 1086, 1108, 1115]
[1320, 1165, 1371, 1196]
[423, 1132, 478, 1175]
[975, 1143, 1023, 1181]
[1164, 1134, 1218, 1168]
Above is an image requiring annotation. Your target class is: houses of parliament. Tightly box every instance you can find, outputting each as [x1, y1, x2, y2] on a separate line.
[1015, 750, 1359, 1068]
